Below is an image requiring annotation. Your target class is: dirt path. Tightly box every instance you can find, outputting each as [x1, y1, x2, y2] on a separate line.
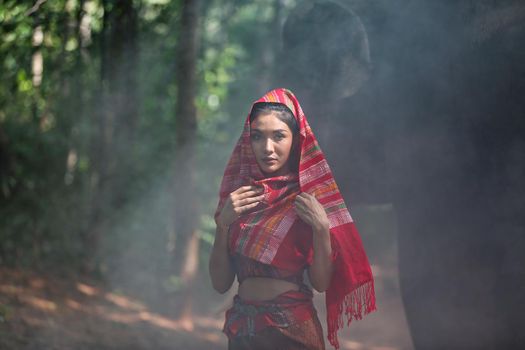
[0, 268, 226, 350]
[0, 206, 414, 350]
[0, 257, 412, 350]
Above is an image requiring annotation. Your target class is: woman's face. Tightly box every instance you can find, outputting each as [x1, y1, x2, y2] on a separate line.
[250, 112, 295, 177]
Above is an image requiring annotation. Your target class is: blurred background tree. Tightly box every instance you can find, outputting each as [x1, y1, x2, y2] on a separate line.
[0, 0, 299, 326]
[2, 1, 524, 349]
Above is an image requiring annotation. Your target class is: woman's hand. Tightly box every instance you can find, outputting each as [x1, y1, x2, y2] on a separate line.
[294, 192, 329, 232]
[295, 192, 333, 292]
[216, 185, 265, 229]
[211, 185, 263, 294]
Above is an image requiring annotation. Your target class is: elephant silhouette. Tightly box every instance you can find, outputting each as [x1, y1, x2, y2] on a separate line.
[278, 1, 525, 348]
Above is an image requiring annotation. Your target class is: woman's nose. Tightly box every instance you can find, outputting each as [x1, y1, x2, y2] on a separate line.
[263, 139, 274, 154]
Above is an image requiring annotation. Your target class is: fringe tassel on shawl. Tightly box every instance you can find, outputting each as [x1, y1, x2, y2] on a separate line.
[327, 279, 377, 349]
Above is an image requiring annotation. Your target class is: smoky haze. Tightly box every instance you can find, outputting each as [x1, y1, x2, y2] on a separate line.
[93, 0, 525, 348]
[9, 1, 522, 349]
[267, 0, 525, 349]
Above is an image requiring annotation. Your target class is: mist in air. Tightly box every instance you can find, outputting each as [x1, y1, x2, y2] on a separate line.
[95, 0, 525, 348]
[1, 0, 524, 349]
[267, 1, 525, 349]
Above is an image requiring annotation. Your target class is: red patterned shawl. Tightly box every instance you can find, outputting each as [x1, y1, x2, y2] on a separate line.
[214, 88, 376, 349]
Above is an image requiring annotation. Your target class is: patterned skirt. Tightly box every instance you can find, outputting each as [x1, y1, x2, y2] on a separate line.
[223, 285, 325, 350]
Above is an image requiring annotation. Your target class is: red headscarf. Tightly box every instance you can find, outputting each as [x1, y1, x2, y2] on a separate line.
[215, 88, 376, 348]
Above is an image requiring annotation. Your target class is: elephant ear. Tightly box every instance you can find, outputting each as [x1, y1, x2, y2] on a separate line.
[282, 0, 372, 99]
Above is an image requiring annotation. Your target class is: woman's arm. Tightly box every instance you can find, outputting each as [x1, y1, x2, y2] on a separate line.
[209, 185, 265, 293]
[208, 224, 236, 294]
[308, 224, 333, 292]
[294, 192, 334, 292]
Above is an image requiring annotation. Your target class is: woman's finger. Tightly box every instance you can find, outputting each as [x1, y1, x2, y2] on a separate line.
[297, 192, 313, 200]
[294, 206, 310, 222]
[294, 201, 306, 212]
[238, 201, 260, 214]
[295, 196, 309, 207]
[232, 185, 256, 195]
[236, 194, 264, 206]
[237, 188, 264, 200]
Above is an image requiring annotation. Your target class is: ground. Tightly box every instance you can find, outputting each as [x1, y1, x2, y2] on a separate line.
[0, 206, 414, 350]
[0, 267, 223, 350]
[0, 259, 411, 350]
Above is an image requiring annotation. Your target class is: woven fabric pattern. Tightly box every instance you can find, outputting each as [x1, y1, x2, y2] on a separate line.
[215, 88, 376, 349]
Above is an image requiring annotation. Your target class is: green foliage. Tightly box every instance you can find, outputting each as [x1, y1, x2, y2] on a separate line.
[0, 0, 297, 277]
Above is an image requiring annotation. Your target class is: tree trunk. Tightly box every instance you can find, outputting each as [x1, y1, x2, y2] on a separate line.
[84, 0, 139, 273]
[61, 0, 87, 186]
[264, 0, 283, 91]
[172, 0, 200, 330]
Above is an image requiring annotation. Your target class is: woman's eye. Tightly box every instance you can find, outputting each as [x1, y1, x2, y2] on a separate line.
[250, 134, 260, 140]
[275, 134, 284, 140]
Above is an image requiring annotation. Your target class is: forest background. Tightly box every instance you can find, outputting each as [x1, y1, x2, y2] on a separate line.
[6, 0, 521, 349]
[4, 1, 400, 349]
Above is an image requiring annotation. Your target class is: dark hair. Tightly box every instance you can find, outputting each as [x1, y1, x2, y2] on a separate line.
[249, 102, 299, 136]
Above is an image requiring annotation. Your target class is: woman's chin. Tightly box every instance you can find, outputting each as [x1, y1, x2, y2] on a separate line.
[261, 166, 290, 177]
[257, 159, 292, 177]
[262, 167, 278, 175]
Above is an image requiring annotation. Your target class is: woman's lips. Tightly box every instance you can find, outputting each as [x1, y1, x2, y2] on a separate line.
[262, 158, 277, 164]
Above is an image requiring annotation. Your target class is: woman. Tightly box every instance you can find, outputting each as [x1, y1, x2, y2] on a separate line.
[209, 88, 376, 349]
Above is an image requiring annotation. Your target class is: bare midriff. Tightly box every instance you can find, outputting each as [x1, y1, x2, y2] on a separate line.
[238, 277, 300, 301]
